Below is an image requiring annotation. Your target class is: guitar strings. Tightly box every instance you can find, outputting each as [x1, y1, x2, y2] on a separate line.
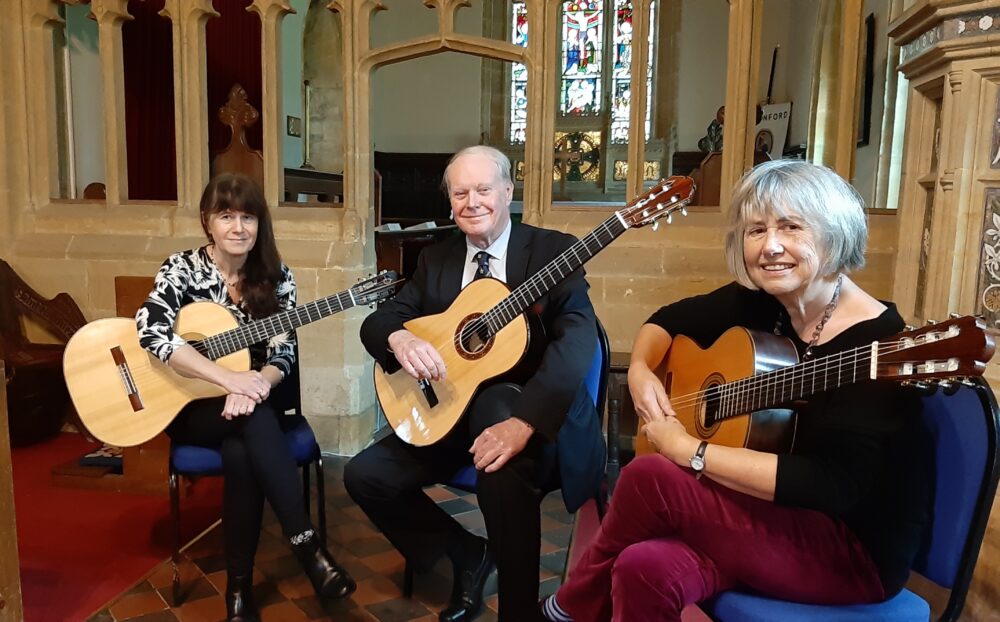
[450, 216, 624, 353]
[452, 180, 680, 351]
[661, 338, 943, 418]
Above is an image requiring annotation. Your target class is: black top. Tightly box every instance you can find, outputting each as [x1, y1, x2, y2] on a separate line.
[647, 282, 931, 596]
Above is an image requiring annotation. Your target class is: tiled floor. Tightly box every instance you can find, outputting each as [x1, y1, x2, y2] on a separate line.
[87, 456, 575, 622]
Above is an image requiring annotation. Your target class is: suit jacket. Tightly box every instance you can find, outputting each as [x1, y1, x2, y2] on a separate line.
[361, 223, 605, 512]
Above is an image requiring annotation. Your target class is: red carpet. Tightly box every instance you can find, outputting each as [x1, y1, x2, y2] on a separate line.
[12, 433, 222, 621]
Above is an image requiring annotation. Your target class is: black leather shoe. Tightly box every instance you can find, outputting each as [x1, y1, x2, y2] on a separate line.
[439, 544, 495, 622]
[225, 574, 260, 622]
[292, 537, 357, 600]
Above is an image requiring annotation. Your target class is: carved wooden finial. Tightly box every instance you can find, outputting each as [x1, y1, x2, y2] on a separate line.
[218, 83, 260, 144]
[211, 83, 264, 187]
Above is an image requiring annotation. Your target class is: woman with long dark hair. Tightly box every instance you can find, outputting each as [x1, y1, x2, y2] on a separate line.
[137, 174, 355, 622]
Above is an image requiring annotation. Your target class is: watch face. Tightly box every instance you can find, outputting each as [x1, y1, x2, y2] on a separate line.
[690, 456, 705, 471]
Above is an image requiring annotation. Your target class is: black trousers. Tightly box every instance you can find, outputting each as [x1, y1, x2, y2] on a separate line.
[344, 384, 556, 621]
[166, 381, 310, 578]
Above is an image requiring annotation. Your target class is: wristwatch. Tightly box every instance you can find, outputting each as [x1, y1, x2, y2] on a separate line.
[689, 441, 708, 479]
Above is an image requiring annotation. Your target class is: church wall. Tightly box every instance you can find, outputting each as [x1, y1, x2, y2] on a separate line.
[281, 0, 308, 169]
[853, 0, 893, 208]
[65, 4, 105, 198]
[675, 0, 730, 151]
[370, 1, 484, 153]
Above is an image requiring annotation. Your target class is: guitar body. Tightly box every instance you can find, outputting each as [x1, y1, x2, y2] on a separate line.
[374, 278, 529, 446]
[64, 301, 250, 447]
[635, 327, 799, 455]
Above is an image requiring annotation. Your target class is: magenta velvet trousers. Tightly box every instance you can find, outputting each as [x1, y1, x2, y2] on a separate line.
[555, 455, 885, 622]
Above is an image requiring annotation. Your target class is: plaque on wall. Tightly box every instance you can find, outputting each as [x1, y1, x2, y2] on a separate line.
[754, 103, 791, 160]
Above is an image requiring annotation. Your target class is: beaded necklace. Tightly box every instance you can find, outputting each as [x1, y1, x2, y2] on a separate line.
[773, 273, 844, 361]
[207, 245, 241, 288]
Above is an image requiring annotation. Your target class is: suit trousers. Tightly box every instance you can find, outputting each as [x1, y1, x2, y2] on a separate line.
[166, 384, 310, 578]
[555, 454, 885, 622]
[345, 384, 555, 621]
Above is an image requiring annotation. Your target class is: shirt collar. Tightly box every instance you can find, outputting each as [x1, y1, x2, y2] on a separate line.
[466, 219, 512, 263]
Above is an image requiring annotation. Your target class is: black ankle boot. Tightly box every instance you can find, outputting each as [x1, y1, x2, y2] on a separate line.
[225, 574, 259, 622]
[292, 535, 356, 600]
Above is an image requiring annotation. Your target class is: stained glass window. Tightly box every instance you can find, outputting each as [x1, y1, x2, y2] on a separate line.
[609, 0, 633, 142]
[509, 1, 528, 143]
[507, 1, 657, 150]
[609, 0, 656, 144]
[560, 1, 603, 115]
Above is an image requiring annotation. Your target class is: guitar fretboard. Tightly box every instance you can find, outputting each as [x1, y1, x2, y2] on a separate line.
[474, 215, 629, 337]
[710, 343, 874, 422]
[190, 290, 357, 361]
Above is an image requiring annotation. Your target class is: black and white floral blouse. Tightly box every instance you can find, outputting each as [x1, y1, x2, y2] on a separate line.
[136, 247, 297, 377]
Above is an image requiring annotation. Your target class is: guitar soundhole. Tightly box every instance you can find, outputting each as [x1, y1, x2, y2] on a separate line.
[695, 376, 724, 438]
[456, 313, 493, 360]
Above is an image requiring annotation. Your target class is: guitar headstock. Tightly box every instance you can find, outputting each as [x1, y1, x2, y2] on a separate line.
[352, 270, 403, 306]
[618, 176, 696, 230]
[877, 316, 995, 385]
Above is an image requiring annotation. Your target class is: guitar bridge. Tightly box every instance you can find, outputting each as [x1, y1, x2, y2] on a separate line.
[111, 346, 144, 412]
[418, 379, 439, 408]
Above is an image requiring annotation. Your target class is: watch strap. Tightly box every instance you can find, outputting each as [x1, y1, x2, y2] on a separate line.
[691, 440, 708, 479]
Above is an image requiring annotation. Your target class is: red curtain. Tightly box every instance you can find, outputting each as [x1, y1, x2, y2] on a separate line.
[206, 0, 263, 156]
[122, 0, 177, 200]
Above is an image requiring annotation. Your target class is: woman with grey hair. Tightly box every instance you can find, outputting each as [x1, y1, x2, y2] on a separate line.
[542, 160, 929, 622]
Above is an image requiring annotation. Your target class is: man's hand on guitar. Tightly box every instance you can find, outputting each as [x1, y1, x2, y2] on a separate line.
[628, 365, 676, 423]
[470, 418, 534, 473]
[388, 329, 447, 381]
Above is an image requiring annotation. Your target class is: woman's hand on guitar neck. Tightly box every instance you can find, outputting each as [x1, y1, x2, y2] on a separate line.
[388, 329, 448, 381]
[628, 364, 675, 423]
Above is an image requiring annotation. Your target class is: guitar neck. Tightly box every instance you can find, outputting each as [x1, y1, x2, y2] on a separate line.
[481, 213, 629, 332]
[713, 343, 875, 421]
[196, 290, 356, 360]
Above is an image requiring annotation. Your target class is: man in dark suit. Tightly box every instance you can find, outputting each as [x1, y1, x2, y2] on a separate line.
[345, 146, 605, 622]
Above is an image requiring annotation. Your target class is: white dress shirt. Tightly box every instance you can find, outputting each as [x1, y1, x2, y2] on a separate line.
[461, 219, 512, 288]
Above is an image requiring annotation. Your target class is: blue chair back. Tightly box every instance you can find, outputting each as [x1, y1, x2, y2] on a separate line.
[707, 379, 1000, 622]
[914, 379, 1000, 616]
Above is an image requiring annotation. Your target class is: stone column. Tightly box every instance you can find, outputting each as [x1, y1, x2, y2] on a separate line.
[249, 0, 295, 207]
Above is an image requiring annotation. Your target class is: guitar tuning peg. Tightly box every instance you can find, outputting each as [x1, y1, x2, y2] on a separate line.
[905, 325, 916, 331]
[961, 378, 978, 387]
[911, 381, 935, 395]
[681, 208, 688, 217]
[926, 319, 937, 325]
[949, 312, 961, 319]
[651, 221, 660, 232]
[666, 214, 674, 225]
[939, 379, 961, 395]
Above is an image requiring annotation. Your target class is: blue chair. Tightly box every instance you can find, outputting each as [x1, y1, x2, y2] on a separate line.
[402, 317, 612, 597]
[168, 364, 327, 604]
[707, 378, 1000, 622]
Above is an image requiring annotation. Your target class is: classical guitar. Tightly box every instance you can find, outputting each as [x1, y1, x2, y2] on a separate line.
[64, 272, 401, 447]
[634, 316, 995, 455]
[375, 176, 696, 446]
